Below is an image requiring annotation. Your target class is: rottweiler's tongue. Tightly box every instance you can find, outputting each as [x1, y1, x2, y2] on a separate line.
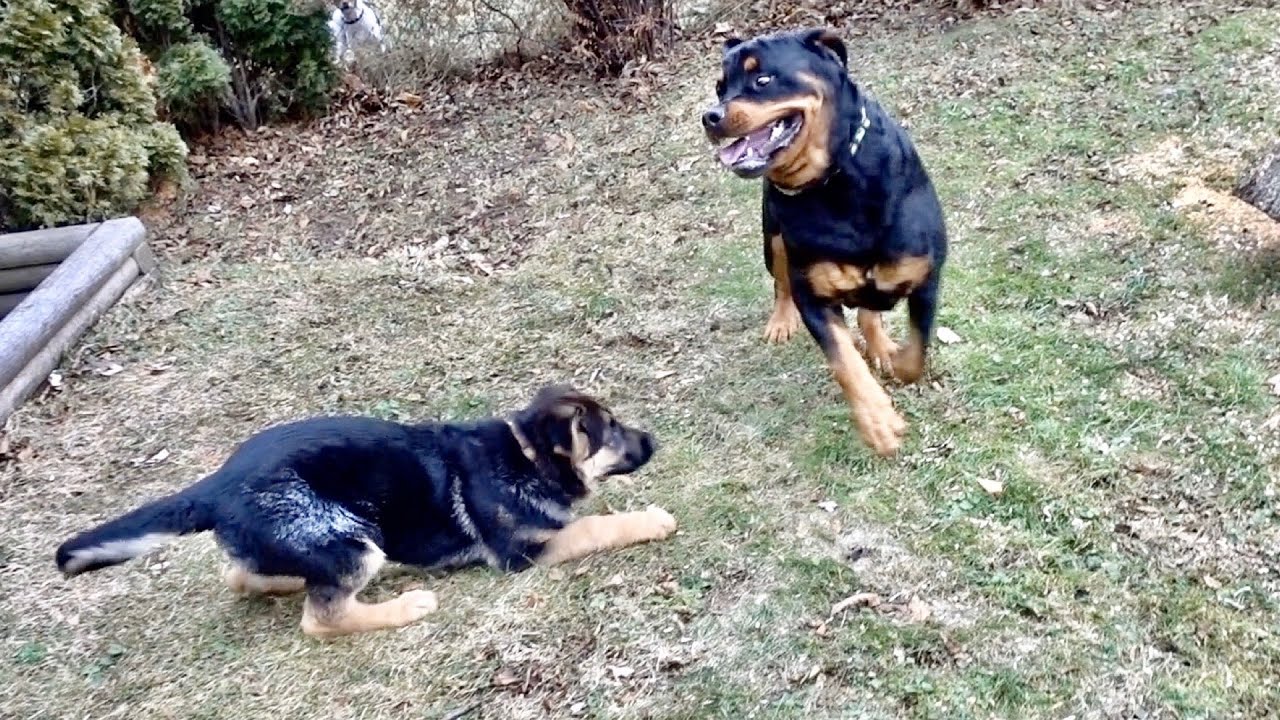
[718, 123, 775, 167]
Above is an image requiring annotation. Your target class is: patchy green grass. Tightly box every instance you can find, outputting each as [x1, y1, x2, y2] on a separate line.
[2, 3, 1279, 719]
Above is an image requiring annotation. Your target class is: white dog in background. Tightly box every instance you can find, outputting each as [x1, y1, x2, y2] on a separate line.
[329, 0, 386, 63]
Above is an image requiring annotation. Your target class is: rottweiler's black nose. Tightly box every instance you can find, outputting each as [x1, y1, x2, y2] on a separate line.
[701, 106, 725, 131]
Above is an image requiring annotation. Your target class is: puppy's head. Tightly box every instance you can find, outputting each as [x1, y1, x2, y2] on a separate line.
[517, 385, 657, 496]
[336, 0, 361, 21]
[702, 28, 848, 187]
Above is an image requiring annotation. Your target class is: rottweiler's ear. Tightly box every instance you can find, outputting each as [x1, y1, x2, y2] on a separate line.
[723, 37, 743, 53]
[801, 28, 847, 67]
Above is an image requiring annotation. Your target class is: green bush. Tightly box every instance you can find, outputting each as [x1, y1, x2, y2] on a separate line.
[0, 0, 187, 231]
[116, 0, 338, 132]
[155, 40, 231, 125]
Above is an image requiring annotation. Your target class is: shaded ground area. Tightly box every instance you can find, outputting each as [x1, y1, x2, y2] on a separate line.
[2, 2, 1279, 718]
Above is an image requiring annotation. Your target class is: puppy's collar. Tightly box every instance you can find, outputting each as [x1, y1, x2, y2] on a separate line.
[342, 8, 364, 24]
[505, 418, 538, 462]
[772, 105, 870, 197]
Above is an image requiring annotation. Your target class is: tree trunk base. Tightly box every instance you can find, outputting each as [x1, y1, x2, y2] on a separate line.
[1236, 144, 1280, 223]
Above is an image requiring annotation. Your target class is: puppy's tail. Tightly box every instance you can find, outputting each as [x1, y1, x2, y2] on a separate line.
[55, 478, 219, 577]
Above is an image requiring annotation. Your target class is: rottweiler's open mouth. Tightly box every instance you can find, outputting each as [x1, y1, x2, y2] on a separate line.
[715, 114, 803, 176]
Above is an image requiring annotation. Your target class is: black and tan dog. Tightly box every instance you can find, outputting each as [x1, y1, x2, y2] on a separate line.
[55, 385, 674, 638]
[702, 28, 948, 457]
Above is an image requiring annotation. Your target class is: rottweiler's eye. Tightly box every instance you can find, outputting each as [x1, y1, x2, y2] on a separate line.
[755, 75, 772, 87]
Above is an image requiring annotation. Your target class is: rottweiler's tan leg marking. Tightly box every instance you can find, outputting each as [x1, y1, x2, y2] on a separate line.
[825, 313, 906, 456]
[857, 309, 900, 376]
[299, 542, 438, 639]
[225, 564, 305, 596]
[537, 507, 677, 566]
[892, 326, 927, 384]
[764, 235, 801, 343]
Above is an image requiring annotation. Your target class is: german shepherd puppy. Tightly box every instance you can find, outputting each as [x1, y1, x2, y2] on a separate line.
[55, 385, 674, 638]
[701, 28, 948, 457]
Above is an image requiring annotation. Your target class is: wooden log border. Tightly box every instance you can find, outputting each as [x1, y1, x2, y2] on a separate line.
[0, 218, 154, 425]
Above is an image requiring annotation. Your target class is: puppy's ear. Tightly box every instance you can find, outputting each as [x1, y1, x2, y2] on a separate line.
[800, 28, 847, 67]
[723, 37, 743, 53]
[523, 384, 592, 456]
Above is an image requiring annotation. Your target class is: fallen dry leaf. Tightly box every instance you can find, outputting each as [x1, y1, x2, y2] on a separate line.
[976, 477, 1005, 496]
[492, 669, 521, 688]
[817, 500, 838, 513]
[95, 363, 124, 377]
[1203, 575, 1222, 590]
[395, 91, 423, 108]
[48, 370, 64, 389]
[907, 596, 932, 623]
[831, 592, 882, 616]
[936, 326, 963, 344]
[1267, 372, 1280, 396]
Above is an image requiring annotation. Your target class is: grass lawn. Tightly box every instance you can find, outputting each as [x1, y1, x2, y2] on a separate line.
[2, 2, 1278, 718]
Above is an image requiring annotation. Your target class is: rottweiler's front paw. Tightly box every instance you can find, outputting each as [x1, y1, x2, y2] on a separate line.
[763, 299, 802, 344]
[852, 392, 907, 457]
[863, 333, 900, 377]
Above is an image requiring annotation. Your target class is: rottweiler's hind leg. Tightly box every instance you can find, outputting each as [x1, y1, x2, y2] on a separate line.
[893, 276, 939, 385]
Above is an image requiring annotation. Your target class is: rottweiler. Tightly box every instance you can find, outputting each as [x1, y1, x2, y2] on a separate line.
[701, 27, 948, 457]
[55, 385, 674, 638]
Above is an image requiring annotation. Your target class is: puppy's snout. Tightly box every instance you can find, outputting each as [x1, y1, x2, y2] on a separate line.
[634, 431, 657, 465]
[701, 105, 726, 132]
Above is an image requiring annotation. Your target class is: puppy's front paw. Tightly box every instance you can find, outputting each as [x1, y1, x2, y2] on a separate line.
[393, 589, 440, 625]
[643, 505, 678, 540]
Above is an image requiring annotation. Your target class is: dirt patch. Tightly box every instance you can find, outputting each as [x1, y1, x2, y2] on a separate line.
[1173, 179, 1280, 249]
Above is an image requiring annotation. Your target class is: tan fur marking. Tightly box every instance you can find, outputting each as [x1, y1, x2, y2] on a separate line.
[870, 256, 932, 294]
[893, 325, 927, 384]
[767, 72, 833, 189]
[298, 541, 439, 639]
[225, 565, 305, 596]
[536, 507, 677, 566]
[301, 590, 439, 638]
[743, 55, 758, 72]
[764, 235, 801, 343]
[577, 446, 624, 485]
[824, 313, 906, 456]
[721, 92, 821, 141]
[808, 261, 865, 299]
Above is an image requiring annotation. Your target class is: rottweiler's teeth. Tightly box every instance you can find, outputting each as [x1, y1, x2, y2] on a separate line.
[769, 121, 784, 141]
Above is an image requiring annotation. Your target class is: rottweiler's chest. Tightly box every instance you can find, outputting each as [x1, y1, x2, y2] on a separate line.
[801, 257, 931, 311]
